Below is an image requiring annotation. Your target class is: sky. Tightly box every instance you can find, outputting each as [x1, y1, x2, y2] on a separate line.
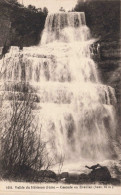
[18, 0, 78, 12]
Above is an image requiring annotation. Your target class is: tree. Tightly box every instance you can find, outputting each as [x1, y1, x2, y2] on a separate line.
[0, 91, 47, 177]
[8, 0, 17, 3]
[37, 8, 42, 13]
[43, 7, 48, 16]
[1, 0, 17, 5]
[0, 53, 59, 181]
[74, 0, 120, 38]
[59, 7, 65, 12]
[0, 0, 47, 47]
[28, 4, 37, 12]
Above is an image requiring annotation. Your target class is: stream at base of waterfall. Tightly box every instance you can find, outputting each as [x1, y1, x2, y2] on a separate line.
[0, 12, 119, 170]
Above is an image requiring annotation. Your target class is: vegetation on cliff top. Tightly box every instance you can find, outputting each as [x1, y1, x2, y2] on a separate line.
[74, 0, 120, 40]
[0, 0, 48, 47]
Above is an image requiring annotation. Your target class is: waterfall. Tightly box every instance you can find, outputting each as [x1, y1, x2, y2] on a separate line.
[41, 12, 87, 44]
[0, 12, 118, 162]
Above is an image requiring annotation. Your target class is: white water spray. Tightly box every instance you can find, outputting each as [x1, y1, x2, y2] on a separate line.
[0, 12, 117, 162]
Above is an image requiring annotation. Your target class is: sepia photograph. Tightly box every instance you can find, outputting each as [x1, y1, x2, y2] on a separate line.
[0, 0, 121, 194]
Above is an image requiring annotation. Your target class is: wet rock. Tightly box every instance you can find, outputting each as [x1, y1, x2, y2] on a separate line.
[88, 166, 111, 182]
[65, 173, 80, 184]
[60, 172, 69, 179]
[110, 178, 120, 185]
[79, 173, 91, 183]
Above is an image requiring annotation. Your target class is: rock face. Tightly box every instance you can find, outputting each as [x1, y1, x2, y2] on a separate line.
[88, 167, 111, 182]
[95, 36, 121, 135]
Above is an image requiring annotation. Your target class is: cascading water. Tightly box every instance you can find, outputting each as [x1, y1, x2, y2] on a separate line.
[0, 12, 118, 164]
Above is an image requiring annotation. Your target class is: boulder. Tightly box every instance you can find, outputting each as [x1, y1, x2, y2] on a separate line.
[110, 178, 120, 185]
[60, 172, 69, 179]
[65, 173, 80, 184]
[88, 166, 111, 182]
[79, 173, 91, 183]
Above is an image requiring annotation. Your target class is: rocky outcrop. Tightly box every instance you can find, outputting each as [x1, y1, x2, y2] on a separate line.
[79, 173, 90, 183]
[88, 167, 111, 181]
[94, 36, 121, 134]
[1, 163, 120, 185]
[59, 172, 69, 179]
[63, 166, 120, 185]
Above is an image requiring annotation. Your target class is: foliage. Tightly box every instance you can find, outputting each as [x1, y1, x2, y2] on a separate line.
[0, 93, 47, 177]
[74, 0, 120, 38]
[43, 7, 48, 15]
[28, 4, 36, 11]
[0, 1, 48, 47]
